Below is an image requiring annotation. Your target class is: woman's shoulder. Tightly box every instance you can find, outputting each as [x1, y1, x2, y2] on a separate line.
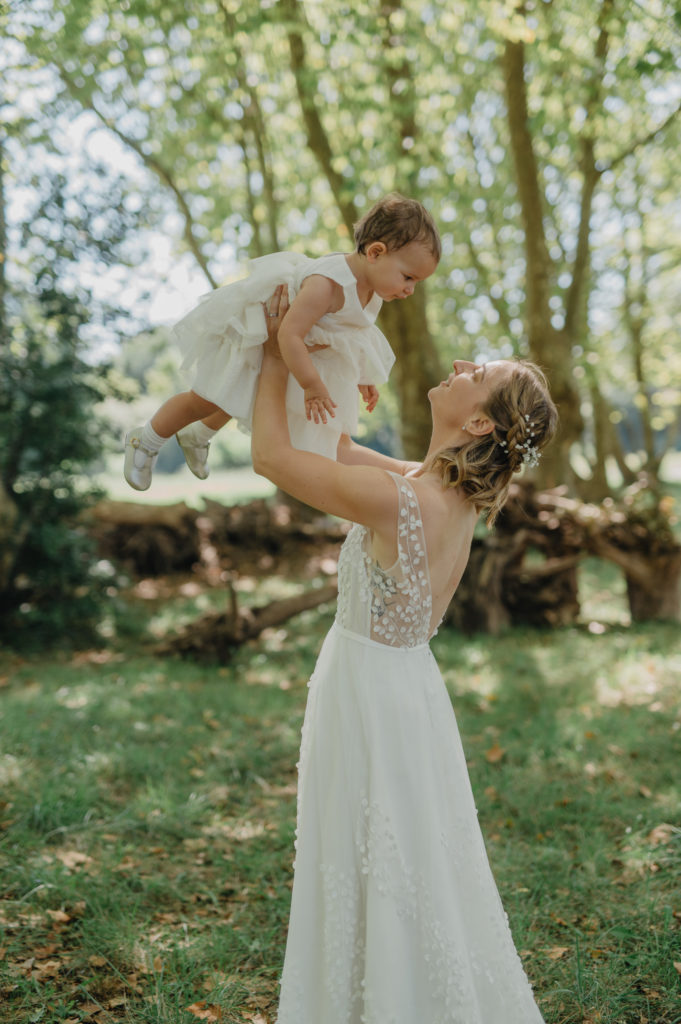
[405, 474, 477, 532]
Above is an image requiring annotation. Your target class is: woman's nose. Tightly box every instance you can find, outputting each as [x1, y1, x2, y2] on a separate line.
[452, 360, 478, 374]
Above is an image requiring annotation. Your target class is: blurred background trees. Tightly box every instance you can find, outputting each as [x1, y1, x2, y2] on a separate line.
[1, 0, 680, 638]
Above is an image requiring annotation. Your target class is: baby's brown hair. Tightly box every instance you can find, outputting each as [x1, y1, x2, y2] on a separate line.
[353, 193, 441, 262]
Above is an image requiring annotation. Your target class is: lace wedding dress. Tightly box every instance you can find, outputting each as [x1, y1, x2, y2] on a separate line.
[276, 473, 545, 1024]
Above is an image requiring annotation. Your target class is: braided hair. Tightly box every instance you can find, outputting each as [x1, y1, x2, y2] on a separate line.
[430, 361, 558, 525]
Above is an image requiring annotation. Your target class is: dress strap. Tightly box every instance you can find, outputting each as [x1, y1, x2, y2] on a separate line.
[386, 472, 432, 599]
[298, 252, 356, 289]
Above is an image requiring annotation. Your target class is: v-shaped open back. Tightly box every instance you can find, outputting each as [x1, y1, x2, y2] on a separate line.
[335, 472, 435, 647]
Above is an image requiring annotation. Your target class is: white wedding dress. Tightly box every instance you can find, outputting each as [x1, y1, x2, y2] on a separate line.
[276, 473, 545, 1024]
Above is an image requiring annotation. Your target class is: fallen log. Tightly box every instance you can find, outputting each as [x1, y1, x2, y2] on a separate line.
[158, 581, 338, 661]
[87, 497, 347, 577]
[87, 500, 200, 575]
[87, 477, 679, 639]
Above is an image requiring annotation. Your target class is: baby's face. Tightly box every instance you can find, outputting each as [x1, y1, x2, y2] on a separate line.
[367, 241, 438, 302]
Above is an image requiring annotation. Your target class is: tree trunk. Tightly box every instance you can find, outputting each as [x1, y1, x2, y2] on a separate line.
[379, 286, 443, 458]
[625, 555, 681, 621]
[0, 136, 7, 347]
[502, 40, 583, 487]
[586, 534, 681, 623]
[281, 0, 440, 459]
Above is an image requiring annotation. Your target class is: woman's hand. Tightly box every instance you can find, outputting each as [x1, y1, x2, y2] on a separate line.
[263, 284, 289, 357]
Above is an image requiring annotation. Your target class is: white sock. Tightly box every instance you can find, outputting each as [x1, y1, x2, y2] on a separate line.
[140, 421, 168, 452]
[185, 421, 218, 444]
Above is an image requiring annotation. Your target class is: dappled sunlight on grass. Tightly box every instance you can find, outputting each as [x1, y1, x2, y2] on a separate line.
[0, 600, 679, 1021]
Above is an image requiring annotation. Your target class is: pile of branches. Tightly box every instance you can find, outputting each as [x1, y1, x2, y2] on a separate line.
[86, 478, 680, 656]
[447, 479, 680, 632]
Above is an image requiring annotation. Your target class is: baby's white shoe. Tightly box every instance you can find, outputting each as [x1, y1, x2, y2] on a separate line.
[177, 425, 211, 479]
[124, 427, 158, 491]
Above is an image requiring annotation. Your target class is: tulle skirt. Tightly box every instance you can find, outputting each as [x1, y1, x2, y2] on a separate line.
[171, 253, 391, 457]
[276, 622, 545, 1024]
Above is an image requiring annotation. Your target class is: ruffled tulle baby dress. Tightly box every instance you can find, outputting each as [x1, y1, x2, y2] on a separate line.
[173, 252, 395, 459]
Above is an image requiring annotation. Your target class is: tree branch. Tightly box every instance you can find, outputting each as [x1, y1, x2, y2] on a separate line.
[218, 0, 280, 251]
[564, 0, 612, 338]
[379, 0, 418, 191]
[56, 67, 218, 288]
[279, 0, 358, 233]
[605, 100, 681, 173]
[501, 37, 553, 342]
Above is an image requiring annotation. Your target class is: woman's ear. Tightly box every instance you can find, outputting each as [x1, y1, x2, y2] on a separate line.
[365, 241, 387, 262]
[464, 413, 495, 438]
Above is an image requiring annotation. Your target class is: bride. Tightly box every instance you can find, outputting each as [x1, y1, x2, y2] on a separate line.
[251, 286, 558, 1024]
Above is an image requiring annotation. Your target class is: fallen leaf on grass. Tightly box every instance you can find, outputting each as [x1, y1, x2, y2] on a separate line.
[484, 742, 505, 764]
[545, 946, 570, 960]
[88, 954, 108, 967]
[77, 1002, 102, 1016]
[56, 849, 94, 871]
[673, 961, 681, 975]
[34, 944, 58, 958]
[186, 1002, 224, 1021]
[47, 909, 71, 923]
[647, 823, 677, 846]
[33, 958, 62, 980]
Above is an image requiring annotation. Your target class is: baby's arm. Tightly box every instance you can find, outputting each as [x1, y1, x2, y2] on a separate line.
[336, 434, 420, 476]
[278, 275, 343, 424]
[358, 384, 379, 412]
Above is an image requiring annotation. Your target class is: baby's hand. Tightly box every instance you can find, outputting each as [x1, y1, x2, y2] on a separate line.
[359, 384, 379, 413]
[304, 384, 337, 425]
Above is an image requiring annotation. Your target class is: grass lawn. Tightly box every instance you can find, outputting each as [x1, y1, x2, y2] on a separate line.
[1, 454, 680, 1022]
[1, 592, 679, 1024]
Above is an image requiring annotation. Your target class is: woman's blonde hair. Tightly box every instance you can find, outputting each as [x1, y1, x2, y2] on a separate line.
[430, 361, 558, 526]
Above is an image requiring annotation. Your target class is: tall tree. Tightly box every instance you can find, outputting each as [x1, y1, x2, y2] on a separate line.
[7, 0, 681, 480]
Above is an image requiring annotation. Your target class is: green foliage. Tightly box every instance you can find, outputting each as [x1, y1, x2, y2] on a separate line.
[0, 160, 137, 647]
[0, 312, 114, 646]
[3, 0, 681, 476]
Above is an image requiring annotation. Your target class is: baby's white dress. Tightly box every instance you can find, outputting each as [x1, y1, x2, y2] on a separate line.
[173, 252, 395, 459]
[276, 472, 546, 1024]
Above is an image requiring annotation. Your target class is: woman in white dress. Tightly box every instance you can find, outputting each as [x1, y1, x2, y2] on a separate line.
[251, 287, 558, 1024]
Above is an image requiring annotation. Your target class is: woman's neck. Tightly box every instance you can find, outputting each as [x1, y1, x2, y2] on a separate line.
[421, 427, 467, 467]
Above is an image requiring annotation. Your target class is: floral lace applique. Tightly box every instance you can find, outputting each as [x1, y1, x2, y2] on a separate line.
[335, 474, 432, 648]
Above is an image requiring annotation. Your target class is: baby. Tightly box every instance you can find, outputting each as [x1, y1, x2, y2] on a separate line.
[124, 193, 440, 490]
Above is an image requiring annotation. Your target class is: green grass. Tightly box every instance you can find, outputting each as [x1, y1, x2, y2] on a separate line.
[1, 592, 679, 1024]
[96, 462, 276, 507]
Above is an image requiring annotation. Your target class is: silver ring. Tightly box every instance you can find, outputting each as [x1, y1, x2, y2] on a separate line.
[268, 311, 277, 317]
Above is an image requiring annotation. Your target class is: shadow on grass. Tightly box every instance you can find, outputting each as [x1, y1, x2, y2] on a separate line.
[1, 610, 679, 1022]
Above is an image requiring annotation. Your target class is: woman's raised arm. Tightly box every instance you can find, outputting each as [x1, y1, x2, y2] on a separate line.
[251, 291, 397, 530]
[336, 433, 420, 476]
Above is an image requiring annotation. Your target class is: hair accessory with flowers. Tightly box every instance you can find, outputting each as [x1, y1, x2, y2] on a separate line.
[499, 414, 541, 468]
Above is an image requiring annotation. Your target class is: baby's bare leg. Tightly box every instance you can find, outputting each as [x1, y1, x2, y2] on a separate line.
[202, 408, 231, 431]
[151, 391, 231, 438]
